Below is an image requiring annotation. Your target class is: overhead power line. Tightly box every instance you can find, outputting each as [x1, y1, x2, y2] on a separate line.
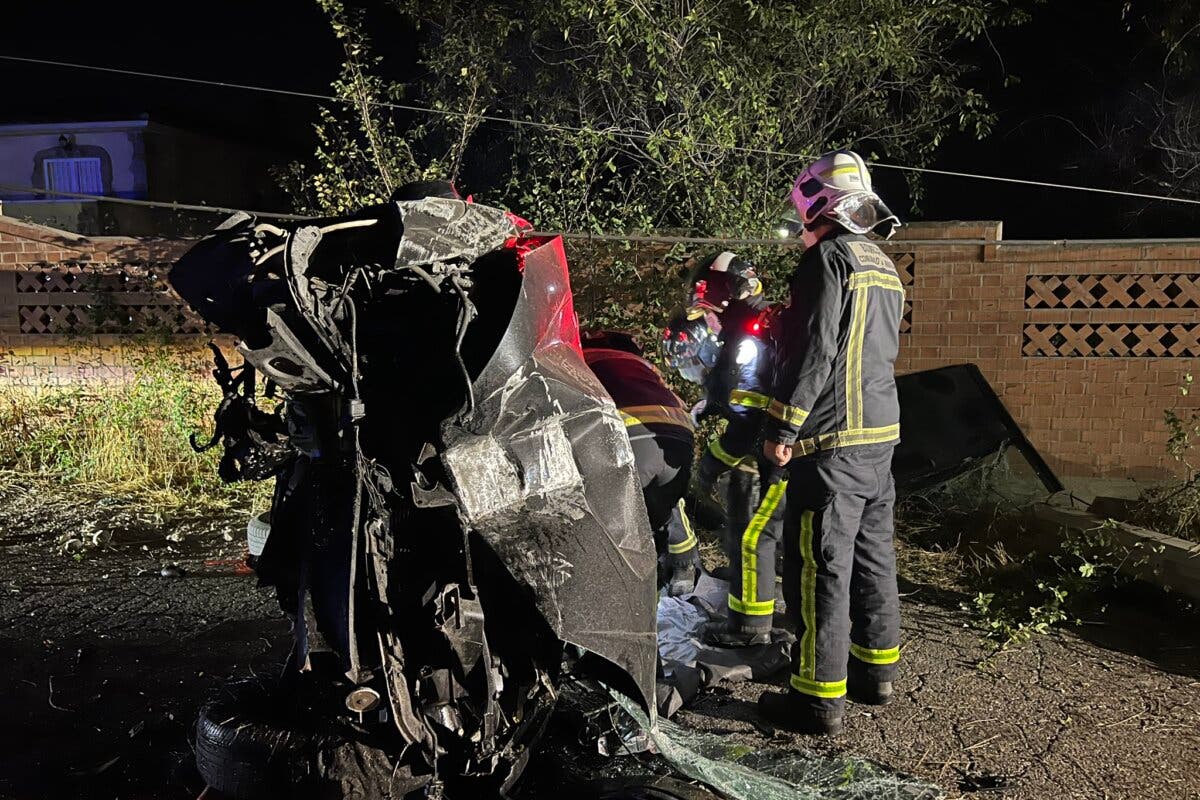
[6, 54, 1200, 208]
[0, 182, 309, 220]
[6, 183, 1200, 247]
[873, 163, 1200, 206]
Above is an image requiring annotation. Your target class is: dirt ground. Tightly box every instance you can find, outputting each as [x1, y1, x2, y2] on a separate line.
[2, 481, 1199, 800]
[679, 583, 1200, 799]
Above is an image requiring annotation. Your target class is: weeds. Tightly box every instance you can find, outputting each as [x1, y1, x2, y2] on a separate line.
[895, 451, 1134, 652]
[0, 342, 269, 517]
[958, 523, 1137, 652]
[968, 585, 1069, 650]
[1130, 373, 1200, 542]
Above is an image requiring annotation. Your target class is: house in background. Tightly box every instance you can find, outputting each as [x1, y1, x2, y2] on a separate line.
[0, 117, 288, 235]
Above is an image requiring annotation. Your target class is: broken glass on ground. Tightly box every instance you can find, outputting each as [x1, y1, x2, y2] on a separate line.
[568, 685, 942, 800]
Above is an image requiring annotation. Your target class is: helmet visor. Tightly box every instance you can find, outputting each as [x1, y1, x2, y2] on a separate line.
[661, 308, 722, 382]
[828, 192, 901, 239]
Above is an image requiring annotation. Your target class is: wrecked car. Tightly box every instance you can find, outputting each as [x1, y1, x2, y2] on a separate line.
[169, 193, 658, 796]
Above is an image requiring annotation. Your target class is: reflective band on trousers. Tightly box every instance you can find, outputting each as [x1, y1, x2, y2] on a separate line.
[729, 389, 770, 409]
[728, 596, 775, 615]
[620, 404, 694, 431]
[790, 674, 846, 699]
[798, 509, 818, 680]
[708, 437, 747, 468]
[850, 643, 900, 665]
[668, 498, 698, 554]
[728, 480, 787, 617]
[767, 398, 809, 427]
[791, 424, 901, 457]
[794, 509, 849, 698]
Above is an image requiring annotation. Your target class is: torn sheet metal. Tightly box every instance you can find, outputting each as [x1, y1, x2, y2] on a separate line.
[394, 198, 516, 266]
[442, 415, 586, 522]
[441, 236, 659, 715]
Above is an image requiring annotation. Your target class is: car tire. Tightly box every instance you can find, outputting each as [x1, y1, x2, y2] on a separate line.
[246, 512, 271, 558]
[194, 685, 307, 799]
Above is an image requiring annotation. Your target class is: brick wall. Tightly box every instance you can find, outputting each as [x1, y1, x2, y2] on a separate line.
[0, 215, 201, 386]
[2, 214, 1197, 480]
[886, 223, 1199, 481]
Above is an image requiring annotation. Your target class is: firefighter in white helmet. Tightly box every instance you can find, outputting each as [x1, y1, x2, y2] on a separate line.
[757, 150, 903, 736]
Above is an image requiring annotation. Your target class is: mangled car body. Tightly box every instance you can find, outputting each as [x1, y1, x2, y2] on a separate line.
[170, 196, 658, 794]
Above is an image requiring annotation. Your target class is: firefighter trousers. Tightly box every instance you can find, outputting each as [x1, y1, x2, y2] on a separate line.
[632, 434, 699, 568]
[782, 445, 900, 719]
[725, 460, 787, 632]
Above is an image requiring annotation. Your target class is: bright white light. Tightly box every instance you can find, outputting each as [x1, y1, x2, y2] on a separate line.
[736, 338, 757, 365]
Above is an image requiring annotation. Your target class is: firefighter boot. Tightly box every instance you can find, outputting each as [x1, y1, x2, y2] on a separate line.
[666, 562, 698, 597]
[757, 690, 843, 736]
[848, 679, 894, 706]
[847, 659, 894, 706]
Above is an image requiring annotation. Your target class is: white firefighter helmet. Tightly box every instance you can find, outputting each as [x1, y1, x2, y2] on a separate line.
[789, 150, 900, 239]
[685, 251, 762, 309]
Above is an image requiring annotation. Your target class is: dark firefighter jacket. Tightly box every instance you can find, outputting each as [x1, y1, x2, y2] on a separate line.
[582, 346, 694, 444]
[765, 233, 903, 455]
[701, 298, 775, 468]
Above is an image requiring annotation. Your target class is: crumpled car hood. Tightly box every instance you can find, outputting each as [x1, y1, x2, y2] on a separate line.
[439, 237, 659, 713]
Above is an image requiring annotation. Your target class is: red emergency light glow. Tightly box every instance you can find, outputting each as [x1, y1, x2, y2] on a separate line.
[503, 212, 541, 271]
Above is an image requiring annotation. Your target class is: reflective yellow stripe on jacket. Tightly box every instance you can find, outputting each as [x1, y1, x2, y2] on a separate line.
[708, 437, 748, 468]
[620, 404, 695, 431]
[848, 270, 905, 293]
[791, 424, 901, 457]
[729, 389, 770, 410]
[845, 269, 904, 433]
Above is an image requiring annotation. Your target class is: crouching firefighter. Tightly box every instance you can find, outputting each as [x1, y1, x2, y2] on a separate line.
[663, 281, 786, 647]
[581, 330, 700, 595]
[758, 150, 904, 736]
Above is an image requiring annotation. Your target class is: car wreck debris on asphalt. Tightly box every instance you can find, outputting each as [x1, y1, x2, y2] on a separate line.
[169, 188, 660, 796]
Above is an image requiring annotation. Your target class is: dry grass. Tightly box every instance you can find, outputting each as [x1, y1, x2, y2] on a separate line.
[0, 344, 269, 516]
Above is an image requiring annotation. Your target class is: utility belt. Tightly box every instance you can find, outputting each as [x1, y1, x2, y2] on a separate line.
[790, 424, 900, 457]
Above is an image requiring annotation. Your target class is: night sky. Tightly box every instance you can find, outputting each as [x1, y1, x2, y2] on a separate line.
[2, 0, 1194, 238]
